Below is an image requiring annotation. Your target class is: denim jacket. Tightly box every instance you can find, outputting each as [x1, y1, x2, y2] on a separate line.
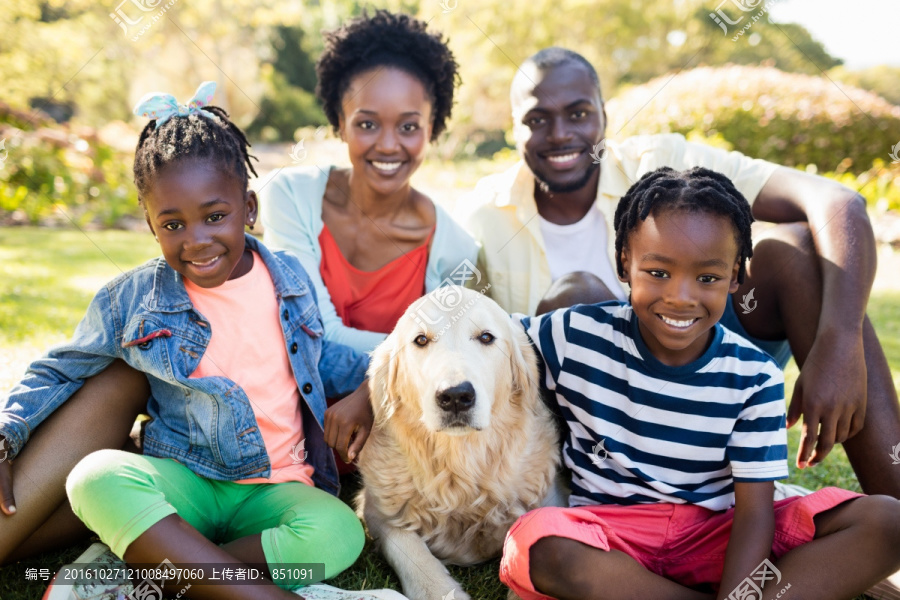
[0, 235, 368, 495]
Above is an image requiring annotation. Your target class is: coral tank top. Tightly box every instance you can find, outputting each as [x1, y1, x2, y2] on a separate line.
[319, 224, 434, 334]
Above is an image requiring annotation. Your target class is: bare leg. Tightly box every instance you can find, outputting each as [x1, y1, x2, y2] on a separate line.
[737, 223, 900, 497]
[537, 271, 617, 315]
[529, 537, 713, 600]
[123, 515, 297, 600]
[769, 495, 900, 599]
[0, 360, 149, 563]
[5, 501, 90, 562]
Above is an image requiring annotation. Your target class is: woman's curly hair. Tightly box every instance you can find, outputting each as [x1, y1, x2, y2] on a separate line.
[315, 10, 459, 141]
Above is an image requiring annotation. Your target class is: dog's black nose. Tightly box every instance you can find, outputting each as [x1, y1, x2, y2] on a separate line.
[437, 382, 476, 412]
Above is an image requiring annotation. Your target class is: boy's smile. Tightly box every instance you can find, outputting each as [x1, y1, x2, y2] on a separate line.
[620, 209, 741, 367]
[143, 161, 257, 288]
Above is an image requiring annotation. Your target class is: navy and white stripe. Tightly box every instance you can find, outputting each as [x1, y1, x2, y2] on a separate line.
[521, 302, 787, 512]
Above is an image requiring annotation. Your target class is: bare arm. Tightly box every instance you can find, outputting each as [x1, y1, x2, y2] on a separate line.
[717, 481, 775, 600]
[753, 167, 875, 465]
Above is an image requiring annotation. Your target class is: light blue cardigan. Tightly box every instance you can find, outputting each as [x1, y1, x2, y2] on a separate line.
[260, 166, 479, 354]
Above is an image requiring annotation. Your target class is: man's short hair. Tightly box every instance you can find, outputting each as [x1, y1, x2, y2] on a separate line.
[519, 47, 602, 96]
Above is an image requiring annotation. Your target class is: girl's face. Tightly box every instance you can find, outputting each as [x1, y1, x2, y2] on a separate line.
[142, 161, 257, 288]
[338, 67, 433, 196]
[619, 209, 741, 367]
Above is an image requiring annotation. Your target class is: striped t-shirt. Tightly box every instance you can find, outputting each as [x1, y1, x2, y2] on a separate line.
[521, 302, 787, 512]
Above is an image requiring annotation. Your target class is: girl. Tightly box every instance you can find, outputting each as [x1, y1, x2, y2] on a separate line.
[0, 82, 367, 599]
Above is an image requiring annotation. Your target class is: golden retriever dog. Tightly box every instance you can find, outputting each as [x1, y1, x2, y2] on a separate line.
[357, 286, 561, 600]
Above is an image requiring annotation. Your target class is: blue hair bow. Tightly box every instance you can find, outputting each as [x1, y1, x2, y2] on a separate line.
[133, 81, 217, 128]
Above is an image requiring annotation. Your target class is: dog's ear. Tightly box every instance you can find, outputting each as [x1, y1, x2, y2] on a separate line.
[368, 332, 401, 424]
[508, 318, 540, 408]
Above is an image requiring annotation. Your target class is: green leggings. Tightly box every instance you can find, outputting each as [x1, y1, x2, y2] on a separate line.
[66, 449, 364, 589]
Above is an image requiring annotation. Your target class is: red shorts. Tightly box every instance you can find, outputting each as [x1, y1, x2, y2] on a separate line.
[500, 487, 861, 600]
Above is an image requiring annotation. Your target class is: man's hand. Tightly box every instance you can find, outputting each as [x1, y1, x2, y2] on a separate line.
[788, 331, 867, 468]
[0, 436, 16, 515]
[324, 380, 374, 463]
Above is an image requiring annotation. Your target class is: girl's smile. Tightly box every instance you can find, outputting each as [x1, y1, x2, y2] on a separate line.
[142, 161, 257, 288]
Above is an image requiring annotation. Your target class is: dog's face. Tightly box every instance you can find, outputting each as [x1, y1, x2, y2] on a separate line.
[369, 286, 537, 435]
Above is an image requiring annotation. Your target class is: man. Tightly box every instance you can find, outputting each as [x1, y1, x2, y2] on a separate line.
[459, 47, 900, 497]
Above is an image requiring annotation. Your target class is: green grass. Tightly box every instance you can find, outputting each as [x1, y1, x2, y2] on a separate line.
[1, 227, 897, 599]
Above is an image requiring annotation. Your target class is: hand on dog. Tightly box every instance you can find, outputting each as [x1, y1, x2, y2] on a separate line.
[324, 380, 374, 463]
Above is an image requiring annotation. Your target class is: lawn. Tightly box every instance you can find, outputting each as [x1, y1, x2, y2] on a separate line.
[1, 226, 898, 599]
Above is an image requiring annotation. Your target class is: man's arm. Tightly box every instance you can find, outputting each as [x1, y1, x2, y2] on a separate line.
[753, 167, 875, 466]
[717, 481, 775, 600]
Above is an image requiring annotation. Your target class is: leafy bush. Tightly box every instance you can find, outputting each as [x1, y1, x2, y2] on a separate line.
[0, 123, 141, 227]
[605, 65, 900, 173]
[245, 66, 327, 143]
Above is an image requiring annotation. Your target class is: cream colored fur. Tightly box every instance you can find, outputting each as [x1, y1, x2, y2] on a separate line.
[357, 287, 561, 600]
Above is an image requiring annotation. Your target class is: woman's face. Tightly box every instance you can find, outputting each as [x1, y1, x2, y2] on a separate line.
[338, 67, 433, 196]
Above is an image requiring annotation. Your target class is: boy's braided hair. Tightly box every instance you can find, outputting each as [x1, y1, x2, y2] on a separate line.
[133, 106, 257, 202]
[315, 9, 459, 141]
[613, 166, 755, 283]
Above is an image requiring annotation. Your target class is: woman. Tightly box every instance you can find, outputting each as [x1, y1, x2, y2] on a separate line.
[261, 10, 477, 354]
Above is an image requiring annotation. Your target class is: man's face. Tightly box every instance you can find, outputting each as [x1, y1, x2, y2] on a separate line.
[512, 61, 606, 194]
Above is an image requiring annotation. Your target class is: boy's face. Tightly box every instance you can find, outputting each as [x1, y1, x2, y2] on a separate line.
[143, 161, 257, 288]
[620, 209, 741, 367]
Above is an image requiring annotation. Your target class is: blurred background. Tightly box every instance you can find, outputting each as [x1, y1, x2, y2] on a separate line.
[1, 0, 899, 227]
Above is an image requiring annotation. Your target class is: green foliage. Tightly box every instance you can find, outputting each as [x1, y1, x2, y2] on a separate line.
[0, 127, 141, 227]
[246, 67, 328, 142]
[830, 64, 900, 107]
[606, 65, 900, 174]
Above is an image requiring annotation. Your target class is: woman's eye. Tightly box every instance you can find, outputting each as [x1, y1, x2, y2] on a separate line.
[648, 270, 669, 278]
[207, 213, 224, 223]
[698, 275, 719, 284]
[571, 110, 587, 120]
[478, 332, 495, 345]
[359, 121, 376, 130]
[163, 222, 182, 231]
[526, 116, 545, 127]
[401, 123, 419, 133]
[414, 334, 429, 347]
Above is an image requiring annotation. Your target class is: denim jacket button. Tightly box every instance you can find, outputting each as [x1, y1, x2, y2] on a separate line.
[302, 382, 313, 394]
[282, 309, 289, 320]
[290, 342, 298, 354]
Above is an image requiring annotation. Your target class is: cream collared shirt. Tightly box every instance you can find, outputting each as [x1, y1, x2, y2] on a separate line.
[457, 134, 779, 315]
